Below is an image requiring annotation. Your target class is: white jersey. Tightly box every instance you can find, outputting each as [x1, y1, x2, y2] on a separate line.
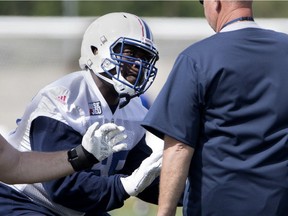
[5, 70, 147, 216]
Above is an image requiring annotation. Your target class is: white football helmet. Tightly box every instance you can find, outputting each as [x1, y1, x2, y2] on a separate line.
[79, 12, 159, 102]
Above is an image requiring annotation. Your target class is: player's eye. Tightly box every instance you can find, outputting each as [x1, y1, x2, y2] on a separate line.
[123, 49, 135, 57]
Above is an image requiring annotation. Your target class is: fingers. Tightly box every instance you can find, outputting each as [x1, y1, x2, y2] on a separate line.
[98, 123, 122, 132]
[85, 122, 100, 136]
[98, 123, 127, 145]
[147, 155, 162, 172]
[153, 157, 162, 168]
[142, 149, 163, 166]
[98, 123, 124, 137]
[106, 127, 126, 143]
[151, 150, 163, 161]
[112, 143, 128, 152]
[110, 132, 127, 145]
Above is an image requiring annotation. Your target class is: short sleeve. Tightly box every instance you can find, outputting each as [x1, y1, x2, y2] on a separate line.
[142, 53, 201, 148]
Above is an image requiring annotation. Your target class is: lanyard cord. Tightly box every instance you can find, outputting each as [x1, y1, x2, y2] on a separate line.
[221, 17, 254, 30]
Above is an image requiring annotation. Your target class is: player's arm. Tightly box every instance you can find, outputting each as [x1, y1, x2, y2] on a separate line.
[0, 134, 74, 184]
[157, 135, 194, 216]
[0, 121, 126, 184]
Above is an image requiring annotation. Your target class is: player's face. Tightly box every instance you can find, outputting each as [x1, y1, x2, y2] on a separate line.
[119, 45, 152, 85]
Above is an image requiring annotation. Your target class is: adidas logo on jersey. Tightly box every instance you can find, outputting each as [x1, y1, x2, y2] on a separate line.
[57, 95, 67, 104]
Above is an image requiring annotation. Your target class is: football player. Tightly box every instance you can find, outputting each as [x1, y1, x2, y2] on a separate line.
[0, 12, 161, 216]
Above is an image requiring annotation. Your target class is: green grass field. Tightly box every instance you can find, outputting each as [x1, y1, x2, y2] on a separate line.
[109, 197, 182, 216]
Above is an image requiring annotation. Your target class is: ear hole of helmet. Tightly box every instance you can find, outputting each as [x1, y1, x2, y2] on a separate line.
[91, 46, 98, 55]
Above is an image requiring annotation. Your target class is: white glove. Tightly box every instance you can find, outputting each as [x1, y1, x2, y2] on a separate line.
[120, 150, 162, 196]
[82, 122, 128, 161]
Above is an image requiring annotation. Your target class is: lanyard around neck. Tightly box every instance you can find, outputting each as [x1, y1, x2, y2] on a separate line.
[221, 17, 254, 30]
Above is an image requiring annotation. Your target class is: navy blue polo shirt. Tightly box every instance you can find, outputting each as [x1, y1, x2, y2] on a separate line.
[142, 26, 288, 215]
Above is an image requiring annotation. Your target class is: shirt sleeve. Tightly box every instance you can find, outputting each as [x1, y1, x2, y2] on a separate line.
[142, 53, 202, 148]
[30, 116, 130, 213]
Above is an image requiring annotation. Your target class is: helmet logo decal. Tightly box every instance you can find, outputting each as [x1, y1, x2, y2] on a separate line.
[87, 59, 93, 68]
[100, 35, 108, 44]
[102, 59, 112, 70]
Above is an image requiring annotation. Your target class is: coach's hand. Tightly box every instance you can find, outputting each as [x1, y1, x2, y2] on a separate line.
[82, 122, 127, 161]
[120, 150, 162, 196]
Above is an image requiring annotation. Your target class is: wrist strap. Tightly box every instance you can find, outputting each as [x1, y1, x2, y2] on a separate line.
[67, 145, 99, 171]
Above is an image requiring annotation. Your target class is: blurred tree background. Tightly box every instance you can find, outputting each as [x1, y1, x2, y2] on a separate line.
[0, 1, 287, 18]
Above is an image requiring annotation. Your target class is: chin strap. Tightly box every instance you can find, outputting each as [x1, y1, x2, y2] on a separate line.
[119, 93, 140, 109]
[89, 69, 141, 109]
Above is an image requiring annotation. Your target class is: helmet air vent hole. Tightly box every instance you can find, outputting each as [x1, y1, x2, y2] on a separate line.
[91, 46, 98, 55]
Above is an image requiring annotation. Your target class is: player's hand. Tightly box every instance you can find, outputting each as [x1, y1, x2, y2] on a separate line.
[82, 122, 128, 161]
[120, 150, 162, 196]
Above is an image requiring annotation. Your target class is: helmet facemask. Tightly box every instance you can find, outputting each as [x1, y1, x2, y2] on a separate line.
[101, 37, 158, 99]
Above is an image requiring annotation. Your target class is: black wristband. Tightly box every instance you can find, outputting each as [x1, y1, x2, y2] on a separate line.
[67, 145, 99, 171]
